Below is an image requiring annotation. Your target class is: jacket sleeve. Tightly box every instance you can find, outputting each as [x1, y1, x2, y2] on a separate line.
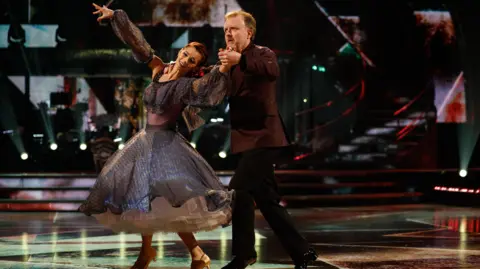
[240, 47, 279, 81]
[110, 9, 155, 64]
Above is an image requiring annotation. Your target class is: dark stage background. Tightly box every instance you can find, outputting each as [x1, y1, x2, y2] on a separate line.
[1, 0, 480, 174]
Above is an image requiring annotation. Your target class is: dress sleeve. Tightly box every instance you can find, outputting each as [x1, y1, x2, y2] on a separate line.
[182, 65, 229, 107]
[110, 9, 154, 64]
[179, 66, 229, 132]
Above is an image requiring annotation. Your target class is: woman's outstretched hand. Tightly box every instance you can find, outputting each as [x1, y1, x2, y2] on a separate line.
[92, 3, 114, 22]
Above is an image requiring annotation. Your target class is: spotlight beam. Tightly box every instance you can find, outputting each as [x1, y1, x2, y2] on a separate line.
[0, 76, 27, 156]
[38, 102, 55, 144]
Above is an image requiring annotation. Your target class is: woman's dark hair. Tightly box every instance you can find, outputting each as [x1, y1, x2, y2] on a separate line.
[186, 41, 208, 67]
[184, 41, 208, 77]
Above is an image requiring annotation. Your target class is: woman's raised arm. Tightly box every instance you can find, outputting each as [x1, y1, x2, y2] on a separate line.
[92, 3, 164, 72]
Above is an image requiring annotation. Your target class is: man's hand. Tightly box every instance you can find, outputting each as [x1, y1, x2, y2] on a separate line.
[218, 48, 241, 67]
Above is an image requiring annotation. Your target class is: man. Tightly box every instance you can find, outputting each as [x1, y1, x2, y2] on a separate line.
[218, 10, 318, 269]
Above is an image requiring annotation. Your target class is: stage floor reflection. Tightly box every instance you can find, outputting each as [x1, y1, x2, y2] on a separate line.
[1, 204, 480, 269]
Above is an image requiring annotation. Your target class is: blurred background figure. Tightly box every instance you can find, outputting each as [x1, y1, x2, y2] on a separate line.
[90, 126, 116, 172]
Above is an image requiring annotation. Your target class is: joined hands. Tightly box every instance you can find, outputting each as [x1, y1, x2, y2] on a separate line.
[218, 47, 241, 67]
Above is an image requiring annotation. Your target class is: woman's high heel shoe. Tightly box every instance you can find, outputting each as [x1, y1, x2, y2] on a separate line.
[131, 247, 157, 269]
[191, 253, 211, 269]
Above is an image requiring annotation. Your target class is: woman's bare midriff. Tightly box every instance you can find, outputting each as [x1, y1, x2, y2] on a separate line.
[146, 104, 184, 126]
[147, 113, 169, 126]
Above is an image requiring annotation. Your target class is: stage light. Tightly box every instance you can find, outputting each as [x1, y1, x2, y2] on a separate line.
[50, 143, 58, 150]
[312, 65, 325, 72]
[79, 143, 87, 150]
[219, 151, 227, 158]
[434, 185, 480, 194]
[118, 143, 125, 150]
[20, 153, 28, 160]
[190, 142, 196, 148]
[303, 98, 308, 103]
[459, 169, 467, 178]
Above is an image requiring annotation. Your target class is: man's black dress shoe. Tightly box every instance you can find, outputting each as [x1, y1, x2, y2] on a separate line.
[221, 256, 257, 269]
[294, 248, 318, 269]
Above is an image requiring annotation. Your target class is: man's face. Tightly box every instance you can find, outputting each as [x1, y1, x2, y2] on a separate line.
[224, 15, 251, 52]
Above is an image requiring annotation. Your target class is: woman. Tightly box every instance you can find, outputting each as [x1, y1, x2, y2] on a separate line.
[79, 3, 232, 269]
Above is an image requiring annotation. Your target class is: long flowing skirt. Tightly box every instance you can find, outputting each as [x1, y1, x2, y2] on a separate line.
[79, 124, 233, 234]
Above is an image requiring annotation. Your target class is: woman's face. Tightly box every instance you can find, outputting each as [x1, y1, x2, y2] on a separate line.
[176, 46, 203, 72]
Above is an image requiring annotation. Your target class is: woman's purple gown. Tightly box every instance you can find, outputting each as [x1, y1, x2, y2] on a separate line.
[78, 10, 232, 234]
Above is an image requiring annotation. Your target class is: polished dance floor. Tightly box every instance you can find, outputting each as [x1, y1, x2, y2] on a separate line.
[1, 204, 480, 269]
